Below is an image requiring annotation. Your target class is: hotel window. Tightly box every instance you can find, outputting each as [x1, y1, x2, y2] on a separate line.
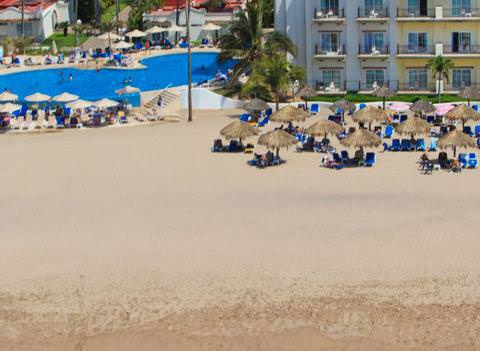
[320, 0, 339, 13]
[408, 32, 428, 52]
[452, 0, 471, 16]
[452, 69, 472, 89]
[452, 32, 471, 53]
[364, 32, 384, 52]
[408, 69, 428, 90]
[321, 70, 342, 89]
[365, 0, 383, 12]
[321, 32, 340, 53]
[408, 0, 428, 16]
[366, 70, 385, 88]
[16, 23, 33, 37]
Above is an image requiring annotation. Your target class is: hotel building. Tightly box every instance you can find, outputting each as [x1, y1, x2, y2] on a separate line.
[275, 0, 480, 94]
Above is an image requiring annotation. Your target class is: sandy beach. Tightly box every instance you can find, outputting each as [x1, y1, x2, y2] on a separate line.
[1, 108, 480, 350]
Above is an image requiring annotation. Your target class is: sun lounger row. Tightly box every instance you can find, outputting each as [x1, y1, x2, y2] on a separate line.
[211, 139, 254, 153]
[383, 138, 432, 152]
[323, 151, 376, 169]
[248, 152, 285, 168]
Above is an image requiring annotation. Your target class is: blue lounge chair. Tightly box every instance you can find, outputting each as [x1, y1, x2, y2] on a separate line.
[429, 138, 437, 152]
[426, 115, 435, 124]
[359, 103, 366, 110]
[400, 139, 409, 151]
[459, 153, 468, 168]
[475, 125, 480, 137]
[333, 152, 343, 164]
[119, 114, 128, 123]
[392, 114, 400, 123]
[391, 139, 401, 151]
[240, 113, 250, 122]
[364, 152, 376, 167]
[341, 150, 349, 163]
[384, 125, 394, 138]
[383, 142, 390, 152]
[416, 138, 426, 151]
[400, 114, 408, 123]
[473, 104, 479, 112]
[310, 103, 319, 114]
[56, 116, 65, 128]
[257, 116, 269, 127]
[464, 126, 473, 136]
[468, 153, 479, 168]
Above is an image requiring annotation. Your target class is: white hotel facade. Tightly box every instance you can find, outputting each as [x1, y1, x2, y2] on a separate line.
[275, 0, 480, 94]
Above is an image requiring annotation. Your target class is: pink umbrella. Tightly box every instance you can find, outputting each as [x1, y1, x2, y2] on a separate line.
[435, 103, 455, 116]
[388, 102, 411, 111]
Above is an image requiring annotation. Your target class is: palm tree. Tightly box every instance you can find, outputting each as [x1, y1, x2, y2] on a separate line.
[427, 55, 454, 103]
[242, 53, 292, 111]
[218, 0, 296, 84]
[101, 22, 115, 50]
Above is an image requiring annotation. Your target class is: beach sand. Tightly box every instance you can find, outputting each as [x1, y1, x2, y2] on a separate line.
[1, 109, 480, 350]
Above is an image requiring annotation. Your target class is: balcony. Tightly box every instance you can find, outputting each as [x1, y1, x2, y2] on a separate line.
[316, 80, 347, 95]
[314, 45, 346, 60]
[440, 8, 480, 20]
[397, 45, 435, 58]
[443, 83, 480, 93]
[443, 45, 480, 57]
[313, 7, 345, 24]
[357, 7, 389, 22]
[358, 45, 389, 59]
[396, 82, 436, 94]
[396, 8, 435, 21]
[358, 81, 390, 94]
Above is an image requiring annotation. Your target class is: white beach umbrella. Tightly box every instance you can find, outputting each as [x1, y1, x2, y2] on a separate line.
[115, 85, 140, 95]
[53, 92, 79, 103]
[112, 40, 133, 50]
[145, 26, 168, 34]
[202, 23, 221, 31]
[25, 92, 51, 102]
[66, 99, 93, 110]
[51, 40, 58, 55]
[0, 102, 21, 113]
[97, 32, 121, 41]
[95, 98, 119, 109]
[0, 91, 18, 102]
[125, 29, 146, 38]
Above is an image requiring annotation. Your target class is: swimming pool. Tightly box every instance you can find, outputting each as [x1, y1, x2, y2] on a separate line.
[0, 53, 234, 101]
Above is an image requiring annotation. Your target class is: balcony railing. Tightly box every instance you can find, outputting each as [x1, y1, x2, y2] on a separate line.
[443, 8, 480, 17]
[397, 82, 436, 92]
[358, 7, 389, 18]
[316, 80, 346, 93]
[315, 44, 346, 56]
[443, 45, 480, 54]
[359, 81, 390, 91]
[358, 45, 389, 55]
[396, 8, 435, 18]
[313, 7, 345, 19]
[397, 45, 435, 55]
[444, 82, 480, 91]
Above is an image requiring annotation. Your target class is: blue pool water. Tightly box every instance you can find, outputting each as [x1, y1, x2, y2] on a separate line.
[0, 53, 233, 101]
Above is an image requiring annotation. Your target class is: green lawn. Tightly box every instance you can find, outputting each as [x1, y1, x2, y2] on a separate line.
[102, 0, 129, 23]
[42, 32, 89, 49]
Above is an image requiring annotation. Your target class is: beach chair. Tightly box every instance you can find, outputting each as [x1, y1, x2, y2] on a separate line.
[23, 114, 32, 130]
[400, 139, 408, 151]
[240, 113, 250, 122]
[473, 104, 479, 112]
[13, 116, 24, 130]
[475, 125, 480, 137]
[429, 138, 438, 152]
[416, 138, 426, 151]
[56, 116, 65, 129]
[459, 153, 468, 168]
[392, 114, 400, 123]
[341, 150, 349, 163]
[463, 126, 473, 136]
[468, 153, 478, 168]
[310, 103, 319, 114]
[266, 108, 273, 116]
[364, 152, 376, 167]
[359, 103, 366, 110]
[426, 115, 435, 124]
[47, 115, 56, 129]
[400, 114, 408, 123]
[384, 125, 394, 138]
[257, 116, 269, 127]
[391, 139, 401, 151]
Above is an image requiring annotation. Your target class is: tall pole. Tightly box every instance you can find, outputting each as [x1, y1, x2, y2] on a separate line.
[21, 0, 24, 38]
[115, 0, 120, 33]
[186, 0, 192, 122]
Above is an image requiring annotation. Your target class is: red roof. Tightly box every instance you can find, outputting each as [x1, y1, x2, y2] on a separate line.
[0, 0, 55, 11]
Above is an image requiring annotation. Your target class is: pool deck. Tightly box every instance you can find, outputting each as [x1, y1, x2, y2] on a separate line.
[0, 47, 220, 76]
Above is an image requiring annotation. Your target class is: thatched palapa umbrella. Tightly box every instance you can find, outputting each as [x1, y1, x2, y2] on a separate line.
[438, 130, 477, 157]
[459, 86, 480, 106]
[340, 128, 382, 152]
[445, 104, 479, 129]
[220, 120, 258, 143]
[297, 85, 317, 111]
[351, 105, 389, 130]
[395, 116, 431, 138]
[270, 105, 309, 123]
[306, 119, 343, 139]
[329, 98, 356, 124]
[373, 86, 394, 110]
[258, 129, 297, 158]
[410, 100, 435, 118]
[243, 98, 269, 112]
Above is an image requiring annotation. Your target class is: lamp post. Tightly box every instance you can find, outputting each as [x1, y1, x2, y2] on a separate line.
[186, 0, 192, 122]
[74, 19, 82, 48]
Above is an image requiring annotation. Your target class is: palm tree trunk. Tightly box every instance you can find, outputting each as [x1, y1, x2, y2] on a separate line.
[115, 0, 120, 33]
[186, 0, 193, 122]
[21, 0, 24, 39]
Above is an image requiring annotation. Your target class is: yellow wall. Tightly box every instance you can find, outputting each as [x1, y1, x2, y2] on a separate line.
[397, 0, 480, 8]
[397, 22, 480, 45]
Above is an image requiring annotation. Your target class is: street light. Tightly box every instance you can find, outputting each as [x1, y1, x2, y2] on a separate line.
[74, 19, 82, 48]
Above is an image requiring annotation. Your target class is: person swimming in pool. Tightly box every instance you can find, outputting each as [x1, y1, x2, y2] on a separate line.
[69, 73, 73, 81]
